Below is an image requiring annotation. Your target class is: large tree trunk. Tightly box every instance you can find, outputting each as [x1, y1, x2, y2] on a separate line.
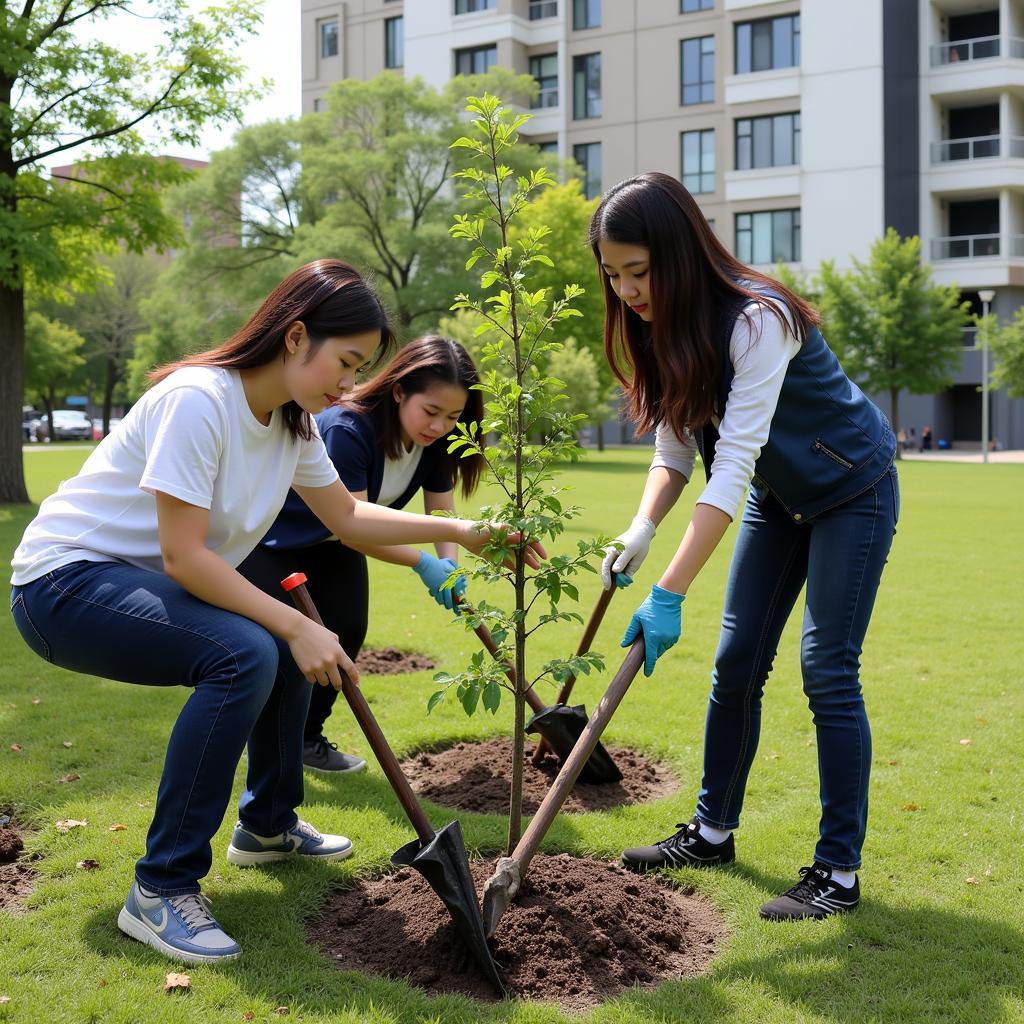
[596, 419, 605, 452]
[890, 386, 901, 460]
[0, 280, 30, 502]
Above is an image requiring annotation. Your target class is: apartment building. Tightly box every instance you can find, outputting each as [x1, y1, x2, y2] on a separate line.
[300, 0, 1024, 448]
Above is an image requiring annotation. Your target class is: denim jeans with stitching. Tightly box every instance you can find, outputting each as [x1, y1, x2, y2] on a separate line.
[695, 464, 899, 870]
[10, 559, 312, 895]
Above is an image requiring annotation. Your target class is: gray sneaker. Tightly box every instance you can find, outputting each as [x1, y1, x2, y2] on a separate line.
[302, 735, 367, 773]
[226, 818, 353, 867]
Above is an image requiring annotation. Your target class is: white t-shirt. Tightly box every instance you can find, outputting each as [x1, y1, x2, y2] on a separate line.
[11, 366, 339, 585]
[376, 442, 425, 507]
[649, 300, 802, 520]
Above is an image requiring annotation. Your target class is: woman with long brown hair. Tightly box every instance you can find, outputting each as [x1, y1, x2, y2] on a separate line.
[591, 173, 898, 920]
[239, 334, 486, 773]
[9, 261, 538, 965]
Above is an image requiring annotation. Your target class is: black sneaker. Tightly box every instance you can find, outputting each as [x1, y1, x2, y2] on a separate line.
[621, 815, 735, 871]
[759, 863, 860, 920]
[302, 736, 367, 774]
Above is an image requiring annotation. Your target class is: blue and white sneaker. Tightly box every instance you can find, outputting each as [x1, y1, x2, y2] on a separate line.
[225, 818, 353, 867]
[117, 882, 242, 964]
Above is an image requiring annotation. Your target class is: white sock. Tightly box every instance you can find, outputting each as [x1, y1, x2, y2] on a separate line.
[830, 868, 856, 888]
[697, 821, 732, 845]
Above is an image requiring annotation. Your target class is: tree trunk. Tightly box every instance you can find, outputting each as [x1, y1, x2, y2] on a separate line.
[596, 420, 605, 452]
[103, 349, 119, 435]
[890, 386, 901, 460]
[0, 280, 30, 502]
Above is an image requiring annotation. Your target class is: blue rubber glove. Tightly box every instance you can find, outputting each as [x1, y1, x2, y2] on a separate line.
[621, 584, 685, 677]
[412, 552, 466, 614]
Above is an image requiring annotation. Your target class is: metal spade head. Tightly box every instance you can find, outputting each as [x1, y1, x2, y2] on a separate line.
[481, 856, 521, 940]
[526, 704, 623, 784]
[391, 819, 505, 994]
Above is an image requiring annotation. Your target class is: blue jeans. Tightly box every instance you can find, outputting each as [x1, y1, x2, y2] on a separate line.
[696, 465, 899, 870]
[10, 560, 313, 895]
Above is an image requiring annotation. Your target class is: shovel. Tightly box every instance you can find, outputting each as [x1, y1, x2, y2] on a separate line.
[530, 586, 615, 766]
[480, 637, 646, 939]
[281, 572, 504, 994]
[456, 596, 621, 785]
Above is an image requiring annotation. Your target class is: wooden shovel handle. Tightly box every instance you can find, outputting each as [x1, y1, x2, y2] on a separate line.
[511, 638, 645, 874]
[455, 597, 545, 714]
[533, 586, 616, 761]
[285, 577, 434, 844]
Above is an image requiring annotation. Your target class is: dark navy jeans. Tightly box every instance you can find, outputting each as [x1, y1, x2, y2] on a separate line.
[10, 559, 313, 896]
[696, 464, 899, 870]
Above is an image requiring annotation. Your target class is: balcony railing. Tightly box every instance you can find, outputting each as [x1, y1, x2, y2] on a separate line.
[530, 86, 559, 108]
[931, 234, 1000, 259]
[931, 35, 1001, 65]
[930, 135, 1024, 161]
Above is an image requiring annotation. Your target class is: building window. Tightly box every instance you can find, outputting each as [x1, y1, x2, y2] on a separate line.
[574, 142, 602, 199]
[455, 0, 496, 12]
[320, 19, 339, 59]
[735, 112, 800, 170]
[573, 0, 600, 30]
[735, 15, 800, 74]
[573, 53, 601, 119]
[681, 0, 713, 11]
[681, 35, 714, 105]
[736, 209, 801, 264]
[681, 129, 715, 194]
[536, 140, 559, 154]
[530, 54, 559, 108]
[529, 0, 558, 19]
[455, 44, 498, 75]
[385, 16, 404, 68]
[313, 97, 327, 112]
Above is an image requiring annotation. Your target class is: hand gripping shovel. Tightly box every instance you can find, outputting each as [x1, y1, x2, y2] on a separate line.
[456, 596, 621, 785]
[529, 586, 615, 768]
[281, 573, 504, 994]
[480, 637, 646, 939]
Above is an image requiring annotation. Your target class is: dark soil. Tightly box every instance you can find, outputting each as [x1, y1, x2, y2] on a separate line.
[356, 647, 437, 675]
[401, 737, 678, 814]
[0, 822, 36, 913]
[309, 853, 725, 1012]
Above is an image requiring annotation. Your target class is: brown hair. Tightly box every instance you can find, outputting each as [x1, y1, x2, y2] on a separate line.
[589, 172, 820, 437]
[149, 260, 395, 440]
[346, 335, 485, 499]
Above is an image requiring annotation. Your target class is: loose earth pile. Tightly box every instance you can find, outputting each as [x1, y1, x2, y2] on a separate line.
[309, 853, 724, 1012]
[355, 647, 437, 675]
[0, 821, 35, 913]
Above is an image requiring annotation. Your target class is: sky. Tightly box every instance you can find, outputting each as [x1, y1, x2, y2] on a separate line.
[45, 0, 302, 168]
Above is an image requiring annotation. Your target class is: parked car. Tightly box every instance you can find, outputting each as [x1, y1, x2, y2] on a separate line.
[22, 407, 41, 441]
[35, 409, 93, 442]
[91, 417, 123, 441]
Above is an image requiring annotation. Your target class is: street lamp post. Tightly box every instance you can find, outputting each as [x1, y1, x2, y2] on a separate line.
[978, 289, 995, 464]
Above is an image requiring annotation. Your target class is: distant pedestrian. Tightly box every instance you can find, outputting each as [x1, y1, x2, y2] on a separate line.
[921, 425, 933, 451]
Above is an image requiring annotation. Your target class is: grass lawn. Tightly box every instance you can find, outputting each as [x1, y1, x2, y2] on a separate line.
[1, 445, 1022, 1023]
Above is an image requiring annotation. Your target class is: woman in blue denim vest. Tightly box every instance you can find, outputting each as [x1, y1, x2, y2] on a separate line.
[592, 173, 898, 920]
[238, 335, 486, 773]
[9, 260, 540, 965]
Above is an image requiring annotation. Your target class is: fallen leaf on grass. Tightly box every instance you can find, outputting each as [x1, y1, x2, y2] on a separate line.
[58, 773, 81, 784]
[10, 744, 23, 752]
[62, 741, 73, 748]
[888, 759, 899, 766]
[274, 1009, 290, 1016]
[966, 877, 979, 885]
[55, 819, 87, 833]
[985, 865, 993, 876]
[98, 980, 108, 988]
[164, 972, 190, 991]
[108, 824, 127, 832]
[243, 1014, 255, 1022]
[31, 698, 41, 705]
[0, 995, 10, 1004]
[76, 859, 100, 870]
[902, 803, 920, 812]
[959, 738, 971, 746]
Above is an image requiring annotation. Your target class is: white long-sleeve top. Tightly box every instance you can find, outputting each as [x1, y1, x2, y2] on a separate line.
[649, 301, 802, 519]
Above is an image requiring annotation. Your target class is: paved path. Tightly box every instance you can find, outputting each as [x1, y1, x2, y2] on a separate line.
[900, 450, 1024, 464]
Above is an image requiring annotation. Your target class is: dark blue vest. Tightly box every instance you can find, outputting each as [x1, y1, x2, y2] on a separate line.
[695, 298, 895, 523]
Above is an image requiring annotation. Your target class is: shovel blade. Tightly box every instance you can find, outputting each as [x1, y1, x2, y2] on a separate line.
[481, 856, 520, 940]
[526, 704, 623, 784]
[391, 820, 504, 994]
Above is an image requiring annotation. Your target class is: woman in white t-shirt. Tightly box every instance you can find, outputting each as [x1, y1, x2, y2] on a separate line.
[9, 259, 540, 966]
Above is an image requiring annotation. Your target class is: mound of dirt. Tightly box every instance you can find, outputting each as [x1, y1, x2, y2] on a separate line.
[0, 821, 36, 914]
[356, 648, 437, 675]
[401, 737, 678, 814]
[309, 853, 725, 1012]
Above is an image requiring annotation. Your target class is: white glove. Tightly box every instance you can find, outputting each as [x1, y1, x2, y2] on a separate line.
[601, 515, 656, 591]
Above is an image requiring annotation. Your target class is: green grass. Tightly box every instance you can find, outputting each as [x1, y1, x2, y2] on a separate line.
[1, 447, 1022, 1023]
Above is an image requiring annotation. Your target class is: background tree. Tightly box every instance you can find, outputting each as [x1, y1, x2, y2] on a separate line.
[818, 229, 969, 452]
[0, 0, 260, 502]
[23, 311, 86, 435]
[981, 309, 1024, 399]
